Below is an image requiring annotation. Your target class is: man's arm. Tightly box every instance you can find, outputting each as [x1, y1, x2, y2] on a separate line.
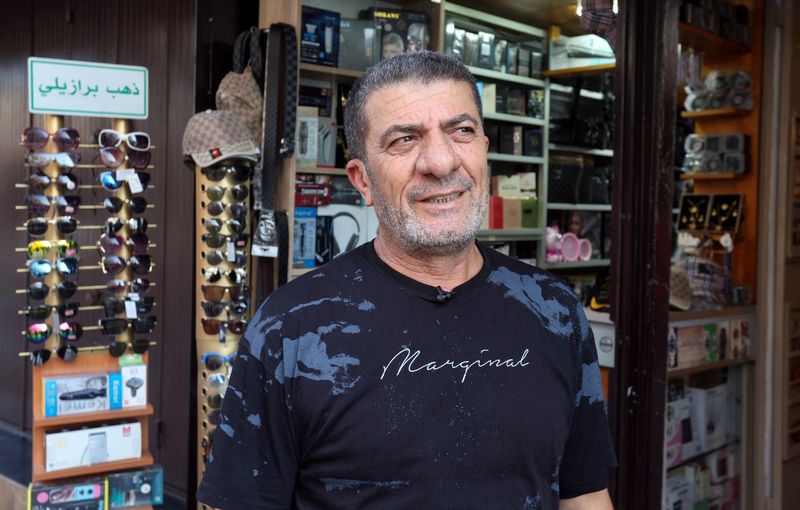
[560, 489, 613, 510]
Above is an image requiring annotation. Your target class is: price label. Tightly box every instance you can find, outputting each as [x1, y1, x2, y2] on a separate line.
[125, 300, 138, 319]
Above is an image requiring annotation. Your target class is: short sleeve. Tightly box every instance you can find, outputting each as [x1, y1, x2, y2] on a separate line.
[558, 317, 617, 499]
[197, 336, 298, 509]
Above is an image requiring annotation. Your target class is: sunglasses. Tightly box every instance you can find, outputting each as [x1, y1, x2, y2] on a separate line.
[30, 344, 79, 366]
[99, 147, 151, 169]
[206, 184, 249, 202]
[25, 194, 81, 216]
[201, 318, 248, 335]
[207, 201, 247, 218]
[103, 296, 155, 317]
[103, 196, 148, 215]
[200, 285, 249, 302]
[202, 352, 236, 371]
[106, 277, 150, 295]
[205, 250, 247, 267]
[26, 171, 79, 192]
[99, 315, 157, 336]
[99, 170, 152, 191]
[98, 129, 151, 151]
[201, 299, 249, 317]
[203, 267, 247, 285]
[202, 233, 248, 249]
[25, 302, 79, 320]
[206, 393, 223, 410]
[108, 338, 150, 357]
[103, 217, 149, 235]
[97, 233, 149, 255]
[27, 239, 79, 260]
[25, 151, 81, 170]
[25, 216, 79, 237]
[201, 163, 251, 182]
[28, 257, 79, 278]
[23, 127, 80, 151]
[28, 281, 77, 300]
[25, 321, 82, 343]
[101, 254, 152, 275]
[207, 372, 228, 389]
[204, 217, 246, 235]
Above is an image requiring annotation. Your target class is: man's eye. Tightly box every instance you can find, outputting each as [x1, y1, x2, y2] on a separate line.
[393, 135, 415, 145]
[456, 127, 474, 134]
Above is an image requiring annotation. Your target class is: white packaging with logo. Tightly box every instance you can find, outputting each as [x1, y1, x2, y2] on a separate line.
[45, 422, 141, 472]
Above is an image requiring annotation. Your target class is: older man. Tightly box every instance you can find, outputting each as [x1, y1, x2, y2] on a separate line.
[198, 51, 615, 510]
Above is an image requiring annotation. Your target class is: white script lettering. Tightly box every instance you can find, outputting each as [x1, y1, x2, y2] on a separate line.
[380, 348, 530, 383]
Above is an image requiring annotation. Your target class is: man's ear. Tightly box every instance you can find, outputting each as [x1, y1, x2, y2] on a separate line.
[346, 159, 374, 207]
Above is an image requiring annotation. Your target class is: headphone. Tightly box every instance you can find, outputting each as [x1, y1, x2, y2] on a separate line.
[331, 212, 360, 257]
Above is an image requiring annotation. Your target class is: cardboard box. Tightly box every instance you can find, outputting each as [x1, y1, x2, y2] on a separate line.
[519, 172, 537, 197]
[665, 467, 694, 510]
[477, 82, 496, 114]
[45, 422, 141, 472]
[489, 196, 504, 229]
[300, 6, 340, 67]
[506, 44, 519, 75]
[665, 397, 692, 468]
[118, 360, 147, 408]
[44, 373, 109, 417]
[688, 384, 728, 455]
[338, 18, 377, 71]
[499, 125, 523, 155]
[367, 7, 429, 60]
[295, 106, 319, 172]
[703, 323, 718, 363]
[521, 197, 539, 229]
[527, 89, 545, 119]
[464, 31, 480, 66]
[675, 325, 708, 370]
[517, 47, 531, 77]
[298, 85, 332, 118]
[293, 207, 317, 268]
[317, 117, 337, 168]
[506, 88, 526, 115]
[502, 198, 522, 229]
[29, 479, 105, 510]
[549, 34, 615, 72]
[523, 127, 544, 157]
[108, 466, 164, 508]
[492, 174, 520, 198]
[493, 39, 508, 72]
[478, 31, 495, 69]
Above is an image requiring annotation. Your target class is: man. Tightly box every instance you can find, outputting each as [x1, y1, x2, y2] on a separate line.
[198, 51, 615, 509]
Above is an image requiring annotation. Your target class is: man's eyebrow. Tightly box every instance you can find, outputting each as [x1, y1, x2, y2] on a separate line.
[442, 113, 479, 129]
[378, 123, 423, 148]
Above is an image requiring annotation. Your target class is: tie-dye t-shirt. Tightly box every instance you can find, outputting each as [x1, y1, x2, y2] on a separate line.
[197, 241, 616, 509]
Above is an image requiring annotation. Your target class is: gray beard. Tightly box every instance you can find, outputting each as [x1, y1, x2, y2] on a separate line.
[365, 165, 488, 258]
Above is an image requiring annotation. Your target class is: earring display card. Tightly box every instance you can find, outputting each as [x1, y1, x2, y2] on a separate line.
[678, 194, 711, 231]
[707, 194, 743, 233]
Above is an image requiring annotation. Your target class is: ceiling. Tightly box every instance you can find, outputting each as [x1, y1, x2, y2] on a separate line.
[449, 0, 585, 36]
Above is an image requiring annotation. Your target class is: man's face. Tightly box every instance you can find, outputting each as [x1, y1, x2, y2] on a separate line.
[351, 79, 489, 255]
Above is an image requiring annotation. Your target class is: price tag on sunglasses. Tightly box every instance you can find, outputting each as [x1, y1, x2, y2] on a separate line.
[128, 173, 144, 194]
[127, 292, 140, 302]
[227, 241, 236, 262]
[116, 168, 136, 181]
[125, 300, 138, 319]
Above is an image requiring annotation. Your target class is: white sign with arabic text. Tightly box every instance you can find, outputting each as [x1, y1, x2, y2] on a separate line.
[28, 57, 148, 119]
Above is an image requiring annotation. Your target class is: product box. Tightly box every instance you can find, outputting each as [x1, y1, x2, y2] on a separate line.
[493, 39, 508, 72]
[506, 88, 526, 115]
[495, 85, 508, 113]
[499, 125, 523, 155]
[317, 204, 374, 257]
[506, 44, 519, 75]
[300, 6, 340, 67]
[523, 127, 544, 157]
[688, 384, 728, 456]
[29, 478, 105, 510]
[338, 18, 377, 71]
[729, 319, 751, 359]
[293, 207, 317, 267]
[665, 397, 692, 468]
[520, 197, 539, 229]
[119, 360, 147, 408]
[530, 51, 544, 77]
[665, 467, 694, 510]
[317, 117, 337, 168]
[315, 215, 334, 266]
[298, 85, 332, 118]
[703, 323, 718, 363]
[365, 7, 429, 60]
[549, 34, 615, 72]
[492, 174, 520, 198]
[45, 422, 142, 472]
[464, 31, 480, 66]
[295, 106, 319, 172]
[517, 47, 531, 77]
[502, 198, 522, 229]
[715, 321, 731, 361]
[489, 195, 504, 229]
[44, 373, 109, 417]
[108, 466, 164, 508]
[527, 89, 545, 119]
[675, 325, 708, 370]
[476, 82, 496, 114]
[519, 172, 537, 197]
[478, 31, 495, 69]
[485, 123, 499, 153]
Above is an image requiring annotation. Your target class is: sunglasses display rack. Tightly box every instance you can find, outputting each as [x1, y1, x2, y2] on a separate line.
[17, 115, 157, 490]
[193, 157, 254, 501]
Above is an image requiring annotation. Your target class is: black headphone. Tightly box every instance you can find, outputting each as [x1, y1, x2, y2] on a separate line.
[331, 211, 360, 256]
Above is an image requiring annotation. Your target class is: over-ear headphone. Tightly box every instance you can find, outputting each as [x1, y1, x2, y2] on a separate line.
[332, 212, 360, 256]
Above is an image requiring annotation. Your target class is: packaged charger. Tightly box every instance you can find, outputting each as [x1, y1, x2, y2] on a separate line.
[45, 422, 141, 472]
[44, 373, 109, 417]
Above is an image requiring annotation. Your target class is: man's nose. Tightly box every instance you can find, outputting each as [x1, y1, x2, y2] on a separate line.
[415, 132, 461, 178]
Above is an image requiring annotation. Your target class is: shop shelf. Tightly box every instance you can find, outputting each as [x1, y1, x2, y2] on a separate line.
[667, 357, 754, 379]
[549, 82, 605, 100]
[539, 259, 611, 270]
[476, 228, 543, 242]
[680, 108, 750, 119]
[468, 66, 546, 88]
[487, 153, 544, 164]
[543, 63, 615, 78]
[483, 111, 546, 127]
[299, 63, 363, 80]
[666, 441, 741, 473]
[444, 2, 547, 38]
[298, 167, 348, 176]
[33, 451, 154, 483]
[33, 404, 154, 428]
[548, 143, 614, 157]
[679, 172, 741, 180]
[669, 306, 755, 324]
[547, 203, 612, 212]
[678, 22, 750, 54]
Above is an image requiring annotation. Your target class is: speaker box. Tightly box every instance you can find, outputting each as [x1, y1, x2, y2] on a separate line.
[722, 133, 747, 153]
[722, 152, 747, 174]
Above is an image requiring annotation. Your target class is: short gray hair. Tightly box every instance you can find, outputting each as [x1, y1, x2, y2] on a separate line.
[343, 51, 483, 164]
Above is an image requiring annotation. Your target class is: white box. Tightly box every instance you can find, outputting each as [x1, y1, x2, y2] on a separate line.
[665, 467, 693, 510]
[45, 422, 141, 472]
[295, 106, 319, 171]
[665, 397, 691, 468]
[689, 384, 728, 455]
[120, 364, 147, 408]
[44, 373, 108, 417]
[549, 34, 615, 71]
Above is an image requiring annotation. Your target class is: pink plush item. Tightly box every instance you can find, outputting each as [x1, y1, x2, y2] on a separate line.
[545, 226, 563, 263]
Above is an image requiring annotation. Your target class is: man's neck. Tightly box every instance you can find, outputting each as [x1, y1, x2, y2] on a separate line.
[373, 233, 484, 292]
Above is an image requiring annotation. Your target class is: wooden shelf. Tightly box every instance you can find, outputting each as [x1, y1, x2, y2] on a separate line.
[540, 259, 611, 270]
[548, 143, 614, 157]
[679, 172, 741, 180]
[297, 167, 348, 176]
[484, 111, 545, 127]
[543, 63, 616, 78]
[548, 203, 612, 212]
[681, 108, 750, 119]
[678, 22, 751, 54]
[487, 152, 543, 164]
[34, 451, 154, 483]
[299, 62, 363, 80]
[34, 404, 154, 428]
[669, 306, 755, 324]
[468, 65, 546, 88]
[477, 228, 543, 242]
[667, 357, 754, 378]
[444, 2, 547, 38]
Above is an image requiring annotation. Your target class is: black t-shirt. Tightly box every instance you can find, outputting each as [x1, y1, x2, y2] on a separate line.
[198, 242, 616, 509]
